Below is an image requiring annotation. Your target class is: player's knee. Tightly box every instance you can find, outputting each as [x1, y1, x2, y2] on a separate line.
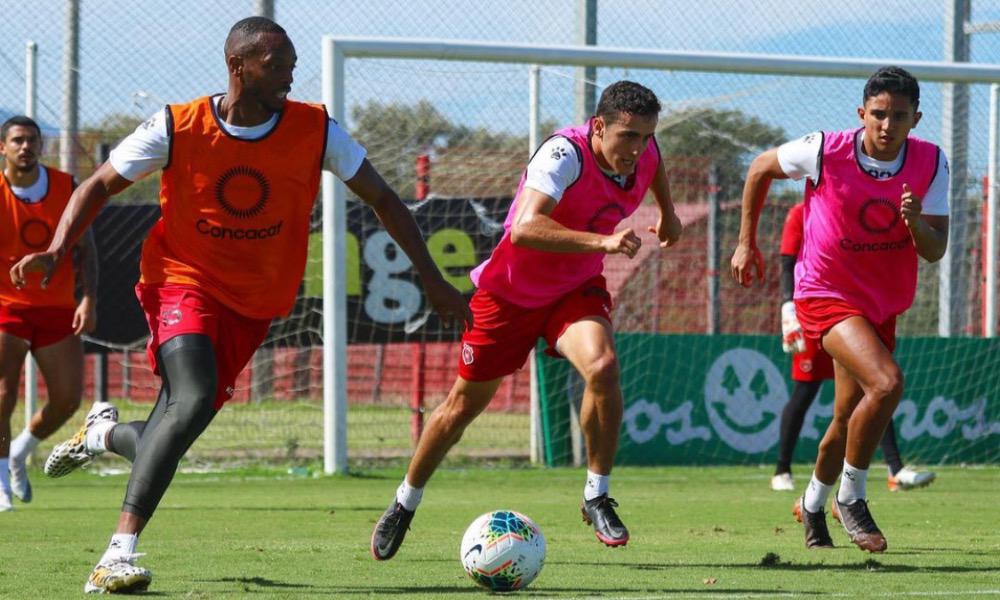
[581, 354, 620, 390]
[867, 367, 904, 401]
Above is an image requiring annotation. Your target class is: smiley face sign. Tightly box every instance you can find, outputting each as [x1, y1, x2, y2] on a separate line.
[703, 348, 788, 453]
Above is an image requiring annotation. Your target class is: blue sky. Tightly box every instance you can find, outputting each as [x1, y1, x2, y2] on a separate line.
[1, 0, 998, 175]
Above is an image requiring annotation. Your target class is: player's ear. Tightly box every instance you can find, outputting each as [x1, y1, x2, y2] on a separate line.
[912, 110, 922, 128]
[593, 116, 604, 138]
[856, 106, 866, 123]
[226, 54, 244, 78]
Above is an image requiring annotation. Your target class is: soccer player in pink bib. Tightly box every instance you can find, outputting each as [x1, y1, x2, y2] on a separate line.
[731, 67, 949, 552]
[372, 81, 683, 560]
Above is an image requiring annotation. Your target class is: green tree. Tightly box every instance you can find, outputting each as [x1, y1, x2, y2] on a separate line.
[656, 108, 787, 201]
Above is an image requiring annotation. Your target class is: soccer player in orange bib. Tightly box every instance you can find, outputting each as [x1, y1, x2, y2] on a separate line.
[771, 202, 936, 494]
[732, 67, 948, 553]
[0, 116, 98, 513]
[11, 17, 470, 594]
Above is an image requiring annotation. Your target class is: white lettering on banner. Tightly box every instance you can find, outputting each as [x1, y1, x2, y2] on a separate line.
[622, 399, 711, 445]
[894, 397, 1000, 441]
[363, 231, 421, 324]
[703, 348, 788, 453]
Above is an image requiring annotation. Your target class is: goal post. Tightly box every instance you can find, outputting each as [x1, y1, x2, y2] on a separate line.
[321, 36, 1000, 473]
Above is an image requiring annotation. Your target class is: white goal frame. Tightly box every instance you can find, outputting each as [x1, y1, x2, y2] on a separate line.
[320, 36, 1000, 474]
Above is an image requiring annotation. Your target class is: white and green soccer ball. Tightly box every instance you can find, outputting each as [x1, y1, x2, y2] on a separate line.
[460, 510, 546, 592]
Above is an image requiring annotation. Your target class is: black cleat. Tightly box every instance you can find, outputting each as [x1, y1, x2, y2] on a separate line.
[371, 500, 415, 560]
[793, 496, 834, 549]
[581, 494, 629, 547]
[833, 497, 887, 553]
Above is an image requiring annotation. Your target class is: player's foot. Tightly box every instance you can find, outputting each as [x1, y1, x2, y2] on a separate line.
[371, 500, 415, 561]
[792, 496, 834, 549]
[771, 472, 794, 491]
[85, 555, 152, 594]
[0, 486, 12, 512]
[888, 466, 936, 491]
[44, 401, 119, 478]
[9, 457, 32, 503]
[581, 494, 629, 547]
[832, 497, 887, 553]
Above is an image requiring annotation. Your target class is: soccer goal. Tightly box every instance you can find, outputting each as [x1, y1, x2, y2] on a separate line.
[318, 37, 1000, 473]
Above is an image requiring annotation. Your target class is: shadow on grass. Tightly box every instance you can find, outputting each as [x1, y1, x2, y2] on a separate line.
[551, 559, 995, 574]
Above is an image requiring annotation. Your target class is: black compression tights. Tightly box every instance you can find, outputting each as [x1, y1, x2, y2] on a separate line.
[108, 334, 219, 521]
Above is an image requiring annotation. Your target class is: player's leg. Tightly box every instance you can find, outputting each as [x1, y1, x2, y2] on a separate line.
[821, 316, 900, 552]
[85, 334, 218, 594]
[556, 316, 630, 547]
[0, 332, 29, 510]
[773, 380, 822, 490]
[881, 421, 935, 491]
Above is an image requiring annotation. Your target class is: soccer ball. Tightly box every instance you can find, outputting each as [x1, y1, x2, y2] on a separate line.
[460, 510, 546, 592]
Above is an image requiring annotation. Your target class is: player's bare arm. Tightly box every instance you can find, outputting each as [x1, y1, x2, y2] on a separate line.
[647, 159, 682, 248]
[900, 183, 948, 262]
[346, 159, 473, 329]
[72, 229, 100, 335]
[510, 187, 641, 258]
[731, 148, 789, 287]
[10, 162, 131, 288]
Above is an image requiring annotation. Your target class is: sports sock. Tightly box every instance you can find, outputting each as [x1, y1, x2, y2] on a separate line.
[0, 458, 10, 492]
[837, 462, 868, 505]
[99, 533, 138, 565]
[396, 478, 423, 512]
[10, 429, 40, 462]
[86, 421, 116, 454]
[803, 472, 833, 513]
[584, 470, 609, 502]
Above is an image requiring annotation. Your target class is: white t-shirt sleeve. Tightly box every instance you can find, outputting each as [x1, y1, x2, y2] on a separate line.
[522, 137, 582, 202]
[108, 110, 170, 182]
[921, 150, 950, 216]
[776, 132, 822, 181]
[323, 119, 366, 181]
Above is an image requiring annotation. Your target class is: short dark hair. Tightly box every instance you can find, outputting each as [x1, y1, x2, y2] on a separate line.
[864, 66, 920, 109]
[224, 16, 287, 58]
[595, 81, 661, 123]
[1, 115, 41, 142]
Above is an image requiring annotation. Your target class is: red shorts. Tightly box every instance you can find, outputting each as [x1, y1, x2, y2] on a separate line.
[792, 334, 834, 382]
[459, 276, 612, 381]
[795, 297, 897, 353]
[136, 283, 271, 409]
[0, 304, 76, 349]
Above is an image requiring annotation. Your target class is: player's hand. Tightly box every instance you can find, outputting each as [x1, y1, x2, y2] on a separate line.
[730, 242, 765, 287]
[900, 183, 923, 231]
[424, 276, 473, 331]
[780, 300, 806, 354]
[647, 211, 682, 248]
[9, 251, 59, 289]
[73, 296, 97, 335]
[602, 228, 642, 258]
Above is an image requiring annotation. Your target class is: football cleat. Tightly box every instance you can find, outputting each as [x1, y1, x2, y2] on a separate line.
[45, 401, 118, 478]
[771, 472, 794, 491]
[888, 467, 936, 491]
[581, 494, 629, 547]
[371, 500, 415, 561]
[9, 457, 32, 503]
[85, 554, 152, 594]
[792, 496, 834, 549]
[833, 497, 887, 553]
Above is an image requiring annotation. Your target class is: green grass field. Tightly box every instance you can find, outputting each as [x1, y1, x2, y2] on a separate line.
[1, 465, 997, 598]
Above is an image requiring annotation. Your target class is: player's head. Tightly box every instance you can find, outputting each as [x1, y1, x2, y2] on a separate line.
[225, 16, 296, 113]
[592, 81, 660, 175]
[0, 115, 43, 173]
[857, 66, 922, 160]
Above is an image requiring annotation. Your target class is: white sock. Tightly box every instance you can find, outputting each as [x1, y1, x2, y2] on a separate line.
[584, 470, 609, 501]
[99, 533, 138, 565]
[0, 458, 10, 492]
[10, 429, 41, 462]
[86, 421, 116, 454]
[395, 478, 423, 512]
[837, 462, 868, 505]
[803, 472, 833, 513]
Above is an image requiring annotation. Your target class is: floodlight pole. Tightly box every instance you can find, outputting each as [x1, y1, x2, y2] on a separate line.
[986, 83, 999, 337]
[24, 40, 39, 437]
